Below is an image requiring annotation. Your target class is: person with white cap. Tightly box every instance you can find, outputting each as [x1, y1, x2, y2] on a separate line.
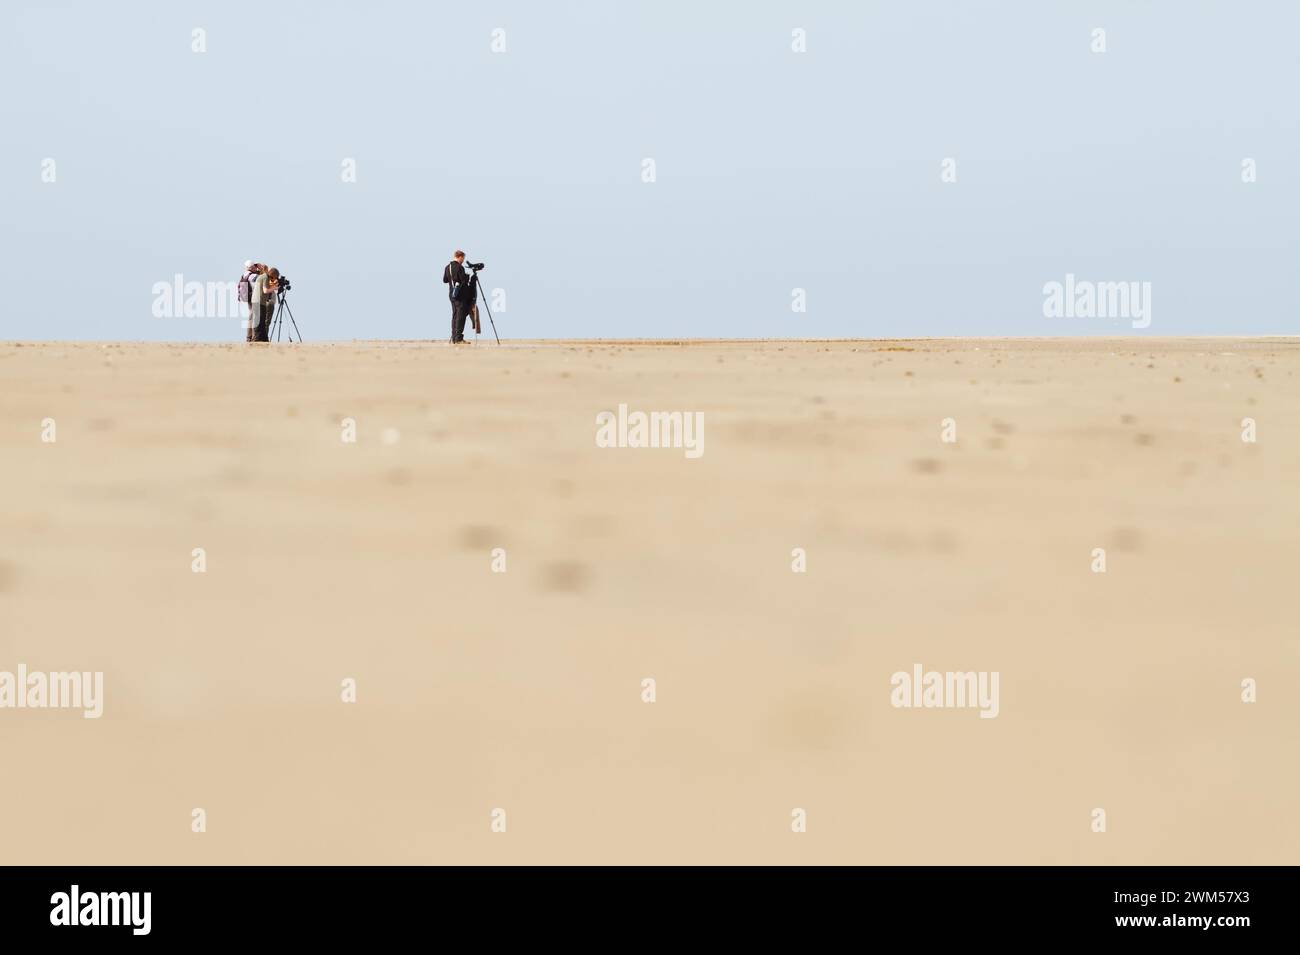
[239, 260, 265, 342]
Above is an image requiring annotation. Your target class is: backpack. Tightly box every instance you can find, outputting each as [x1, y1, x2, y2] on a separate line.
[238, 270, 254, 304]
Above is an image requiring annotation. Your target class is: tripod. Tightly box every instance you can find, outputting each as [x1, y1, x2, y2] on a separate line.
[474, 272, 501, 344]
[268, 291, 303, 343]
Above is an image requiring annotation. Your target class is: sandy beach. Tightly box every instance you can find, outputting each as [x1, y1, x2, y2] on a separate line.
[0, 337, 1296, 864]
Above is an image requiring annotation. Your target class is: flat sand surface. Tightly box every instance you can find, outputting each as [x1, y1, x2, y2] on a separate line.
[1, 337, 1297, 864]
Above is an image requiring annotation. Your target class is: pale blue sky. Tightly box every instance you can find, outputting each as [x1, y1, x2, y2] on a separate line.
[2, 1, 1296, 341]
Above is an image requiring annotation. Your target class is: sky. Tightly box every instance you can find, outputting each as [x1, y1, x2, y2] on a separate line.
[2, 0, 1296, 341]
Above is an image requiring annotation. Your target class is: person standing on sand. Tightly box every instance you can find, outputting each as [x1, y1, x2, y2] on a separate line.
[241, 262, 265, 342]
[443, 251, 473, 344]
[262, 268, 280, 339]
[249, 266, 277, 343]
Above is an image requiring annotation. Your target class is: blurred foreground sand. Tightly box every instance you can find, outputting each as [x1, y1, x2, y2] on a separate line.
[1, 337, 1297, 864]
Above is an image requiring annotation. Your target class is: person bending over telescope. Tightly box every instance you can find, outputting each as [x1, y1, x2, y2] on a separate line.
[252, 267, 280, 342]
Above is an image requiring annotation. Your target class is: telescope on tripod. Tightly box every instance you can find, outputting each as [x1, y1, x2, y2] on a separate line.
[267, 275, 303, 343]
[456, 259, 500, 345]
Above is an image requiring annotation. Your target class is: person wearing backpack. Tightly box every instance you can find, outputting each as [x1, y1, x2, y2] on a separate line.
[240, 261, 265, 342]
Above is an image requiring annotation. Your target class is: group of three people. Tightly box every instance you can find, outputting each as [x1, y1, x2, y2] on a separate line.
[240, 260, 281, 343]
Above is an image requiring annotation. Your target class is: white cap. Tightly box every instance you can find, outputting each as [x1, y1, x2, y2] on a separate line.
[243, 260, 254, 270]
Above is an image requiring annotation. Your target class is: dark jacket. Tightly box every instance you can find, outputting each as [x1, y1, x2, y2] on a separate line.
[443, 260, 468, 301]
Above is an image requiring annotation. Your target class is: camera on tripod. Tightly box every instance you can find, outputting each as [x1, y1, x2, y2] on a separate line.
[266, 272, 301, 343]
[465, 262, 485, 272]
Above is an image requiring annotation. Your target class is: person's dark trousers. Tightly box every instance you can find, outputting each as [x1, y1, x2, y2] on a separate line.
[451, 300, 470, 342]
[256, 300, 273, 342]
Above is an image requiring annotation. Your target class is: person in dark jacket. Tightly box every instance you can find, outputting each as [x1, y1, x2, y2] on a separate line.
[442, 250, 474, 344]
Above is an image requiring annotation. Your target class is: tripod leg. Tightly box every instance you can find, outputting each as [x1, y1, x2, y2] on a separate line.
[283, 302, 302, 342]
[477, 283, 500, 345]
